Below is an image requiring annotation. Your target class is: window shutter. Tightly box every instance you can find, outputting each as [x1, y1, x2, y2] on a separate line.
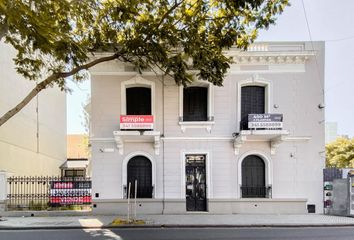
[241, 155, 266, 198]
[126, 87, 151, 115]
[183, 87, 208, 121]
[241, 86, 265, 129]
[127, 156, 152, 198]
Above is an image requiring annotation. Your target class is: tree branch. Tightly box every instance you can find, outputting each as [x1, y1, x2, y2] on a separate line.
[0, 53, 119, 127]
[143, 0, 185, 43]
[0, 22, 8, 41]
[156, 0, 184, 29]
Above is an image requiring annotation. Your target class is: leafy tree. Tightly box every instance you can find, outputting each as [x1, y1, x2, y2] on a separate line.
[326, 137, 354, 168]
[0, 0, 289, 126]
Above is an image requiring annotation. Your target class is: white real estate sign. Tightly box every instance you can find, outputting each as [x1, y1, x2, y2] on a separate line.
[248, 114, 283, 129]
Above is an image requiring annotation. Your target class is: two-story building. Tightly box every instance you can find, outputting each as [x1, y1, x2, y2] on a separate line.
[89, 42, 325, 214]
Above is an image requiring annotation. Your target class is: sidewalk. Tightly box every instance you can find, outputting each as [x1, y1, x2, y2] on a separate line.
[1, 214, 354, 229]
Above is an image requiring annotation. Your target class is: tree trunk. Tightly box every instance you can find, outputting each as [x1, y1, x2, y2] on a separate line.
[0, 54, 119, 127]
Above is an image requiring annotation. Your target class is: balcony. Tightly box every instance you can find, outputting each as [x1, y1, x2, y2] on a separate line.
[234, 114, 289, 155]
[113, 115, 160, 155]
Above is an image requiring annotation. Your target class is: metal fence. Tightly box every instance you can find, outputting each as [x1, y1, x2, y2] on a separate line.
[7, 176, 91, 211]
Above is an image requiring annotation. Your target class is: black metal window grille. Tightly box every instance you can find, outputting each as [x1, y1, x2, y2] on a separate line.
[241, 155, 266, 198]
[241, 86, 265, 130]
[183, 87, 208, 121]
[6, 176, 91, 210]
[64, 170, 85, 177]
[126, 87, 151, 115]
[127, 156, 153, 198]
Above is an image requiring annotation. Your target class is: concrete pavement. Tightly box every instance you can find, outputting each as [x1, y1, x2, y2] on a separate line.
[1, 214, 354, 229]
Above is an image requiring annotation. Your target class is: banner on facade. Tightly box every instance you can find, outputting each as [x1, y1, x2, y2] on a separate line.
[120, 115, 154, 130]
[248, 114, 283, 129]
[49, 180, 92, 205]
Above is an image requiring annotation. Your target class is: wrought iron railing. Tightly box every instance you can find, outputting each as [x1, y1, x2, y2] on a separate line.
[241, 186, 272, 198]
[7, 176, 91, 211]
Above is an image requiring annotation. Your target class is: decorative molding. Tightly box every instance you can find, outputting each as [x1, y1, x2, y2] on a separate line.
[178, 80, 215, 133]
[237, 150, 273, 198]
[233, 135, 246, 155]
[113, 131, 161, 155]
[114, 135, 124, 155]
[270, 136, 285, 155]
[233, 130, 289, 155]
[92, 135, 309, 144]
[236, 75, 271, 132]
[162, 136, 233, 141]
[121, 75, 155, 116]
[122, 151, 157, 198]
[154, 136, 160, 155]
[178, 121, 215, 133]
[284, 136, 312, 141]
[229, 52, 314, 65]
[90, 71, 161, 76]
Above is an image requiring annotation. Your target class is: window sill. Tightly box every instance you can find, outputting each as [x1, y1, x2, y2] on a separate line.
[178, 121, 215, 133]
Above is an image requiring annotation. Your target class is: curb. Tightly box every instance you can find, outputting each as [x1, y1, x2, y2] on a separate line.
[2, 224, 354, 230]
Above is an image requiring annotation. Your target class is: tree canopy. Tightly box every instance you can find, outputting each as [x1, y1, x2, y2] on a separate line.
[0, 0, 289, 126]
[326, 137, 354, 168]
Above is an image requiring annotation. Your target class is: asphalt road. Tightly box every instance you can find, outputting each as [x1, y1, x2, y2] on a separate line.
[1, 227, 354, 240]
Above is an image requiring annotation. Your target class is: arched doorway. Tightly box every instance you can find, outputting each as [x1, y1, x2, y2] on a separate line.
[127, 156, 152, 198]
[241, 155, 266, 198]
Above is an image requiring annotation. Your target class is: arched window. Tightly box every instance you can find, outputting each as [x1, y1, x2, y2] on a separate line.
[127, 156, 152, 198]
[241, 155, 266, 198]
[240, 86, 265, 130]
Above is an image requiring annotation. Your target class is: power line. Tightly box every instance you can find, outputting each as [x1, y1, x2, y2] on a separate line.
[301, 0, 325, 98]
[326, 35, 354, 42]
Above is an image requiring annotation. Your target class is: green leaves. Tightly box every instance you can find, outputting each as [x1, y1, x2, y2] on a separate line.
[1, 0, 289, 86]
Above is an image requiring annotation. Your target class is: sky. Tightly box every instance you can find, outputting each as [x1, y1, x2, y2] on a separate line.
[67, 0, 354, 137]
[66, 78, 90, 134]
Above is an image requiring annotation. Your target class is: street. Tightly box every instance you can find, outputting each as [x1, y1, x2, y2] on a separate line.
[1, 227, 354, 240]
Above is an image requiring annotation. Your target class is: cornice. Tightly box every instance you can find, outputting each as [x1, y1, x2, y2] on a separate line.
[230, 52, 315, 65]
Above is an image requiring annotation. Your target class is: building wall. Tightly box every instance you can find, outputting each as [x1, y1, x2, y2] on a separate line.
[0, 42, 66, 176]
[67, 134, 89, 159]
[89, 42, 325, 214]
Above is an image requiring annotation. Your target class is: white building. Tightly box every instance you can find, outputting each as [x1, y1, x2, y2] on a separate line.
[0, 42, 67, 211]
[0, 42, 67, 176]
[89, 42, 325, 214]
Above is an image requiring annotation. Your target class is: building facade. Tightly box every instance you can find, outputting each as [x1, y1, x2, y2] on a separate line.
[0, 42, 67, 211]
[62, 134, 90, 177]
[89, 42, 325, 214]
[0, 42, 67, 176]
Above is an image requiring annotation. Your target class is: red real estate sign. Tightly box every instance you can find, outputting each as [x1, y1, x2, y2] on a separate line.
[120, 115, 154, 130]
[49, 181, 92, 206]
